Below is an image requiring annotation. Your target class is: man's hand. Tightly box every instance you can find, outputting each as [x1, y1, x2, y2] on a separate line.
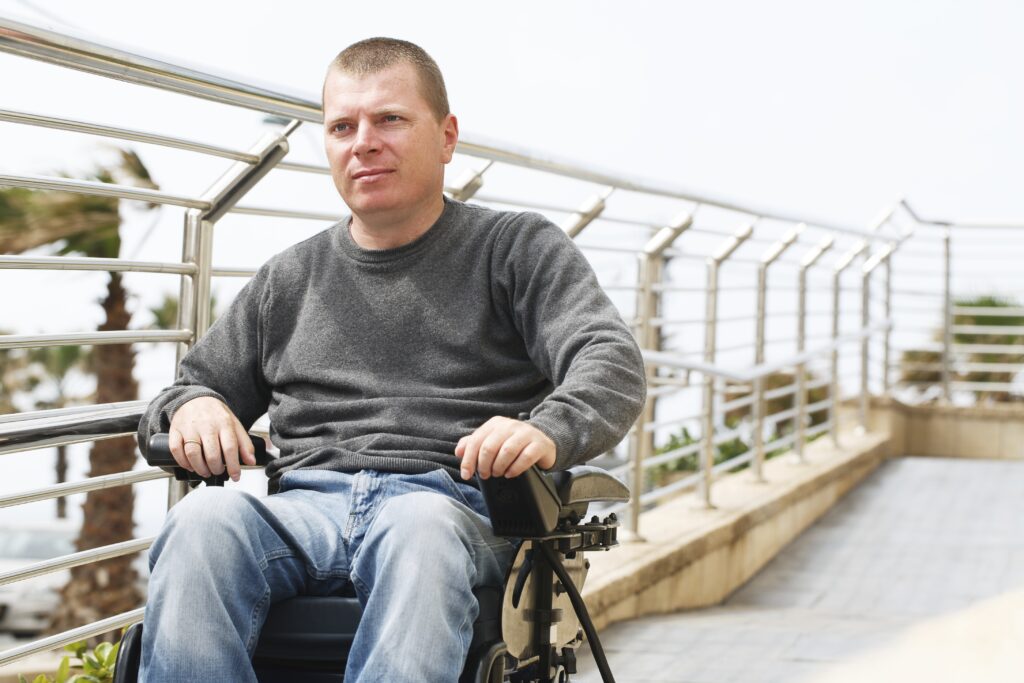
[456, 416, 556, 480]
[167, 396, 255, 482]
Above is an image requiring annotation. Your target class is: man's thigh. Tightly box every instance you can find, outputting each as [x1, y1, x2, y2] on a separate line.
[260, 469, 361, 594]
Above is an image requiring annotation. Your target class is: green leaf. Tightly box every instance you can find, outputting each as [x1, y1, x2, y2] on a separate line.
[82, 653, 100, 672]
[64, 641, 88, 658]
[56, 657, 71, 683]
[92, 643, 112, 664]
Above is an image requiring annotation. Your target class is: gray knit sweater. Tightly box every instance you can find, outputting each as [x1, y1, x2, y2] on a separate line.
[138, 198, 646, 489]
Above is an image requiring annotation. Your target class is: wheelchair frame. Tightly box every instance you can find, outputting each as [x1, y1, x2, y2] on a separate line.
[114, 434, 625, 683]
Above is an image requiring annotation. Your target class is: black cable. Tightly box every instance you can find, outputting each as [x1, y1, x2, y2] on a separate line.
[536, 542, 615, 683]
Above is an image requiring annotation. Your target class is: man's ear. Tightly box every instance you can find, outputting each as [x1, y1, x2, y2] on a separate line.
[441, 114, 459, 163]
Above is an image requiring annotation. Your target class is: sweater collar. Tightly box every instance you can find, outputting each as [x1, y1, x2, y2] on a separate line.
[337, 197, 455, 265]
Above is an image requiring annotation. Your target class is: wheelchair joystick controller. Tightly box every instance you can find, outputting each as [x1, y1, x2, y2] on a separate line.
[146, 432, 271, 487]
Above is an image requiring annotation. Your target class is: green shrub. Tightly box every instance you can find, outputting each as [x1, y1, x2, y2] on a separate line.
[19, 639, 119, 683]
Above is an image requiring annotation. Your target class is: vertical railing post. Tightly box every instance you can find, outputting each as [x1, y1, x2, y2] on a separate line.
[794, 236, 833, 462]
[167, 123, 298, 508]
[701, 223, 753, 507]
[942, 228, 953, 402]
[830, 241, 867, 447]
[752, 223, 804, 481]
[627, 211, 693, 535]
[883, 254, 893, 396]
[859, 243, 895, 433]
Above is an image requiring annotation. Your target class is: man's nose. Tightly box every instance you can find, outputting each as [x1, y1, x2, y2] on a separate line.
[352, 123, 380, 156]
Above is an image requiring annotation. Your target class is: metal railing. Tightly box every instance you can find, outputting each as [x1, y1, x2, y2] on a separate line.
[0, 10, 1007, 672]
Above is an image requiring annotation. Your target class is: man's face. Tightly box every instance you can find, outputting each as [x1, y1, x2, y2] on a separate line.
[323, 62, 458, 223]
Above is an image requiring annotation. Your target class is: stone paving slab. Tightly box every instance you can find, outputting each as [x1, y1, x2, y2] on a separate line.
[574, 457, 1024, 683]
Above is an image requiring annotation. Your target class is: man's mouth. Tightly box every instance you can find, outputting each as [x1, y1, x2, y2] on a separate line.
[352, 169, 394, 181]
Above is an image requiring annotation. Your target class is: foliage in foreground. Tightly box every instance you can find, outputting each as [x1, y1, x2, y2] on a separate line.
[18, 639, 119, 683]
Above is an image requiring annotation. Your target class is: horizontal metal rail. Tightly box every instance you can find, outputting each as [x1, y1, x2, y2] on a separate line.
[0, 329, 192, 350]
[0, 400, 148, 424]
[954, 306, 1024, 317]
[275, 160, 331, 175]
[0, 469, 169, 508]
[0, 401, 146, 454]
[0, 172, 210, 208]
[229, 205, 342, 222]
[212, 266, 259, 277]
[0, 14, 880, 240]
[951, 325, 1024, 335]
[0, 608, 145, 668]
[951, 381, 1021, 392]
[0, 107, 261, 162]
[953, 343, 1024, 355]
[0, 537, 154, 587]
[896, 361, 1024, 373]
[0, 254, 196, 275]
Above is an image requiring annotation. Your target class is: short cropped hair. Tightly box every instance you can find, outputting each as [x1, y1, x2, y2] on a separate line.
[323, 37, 450, 122]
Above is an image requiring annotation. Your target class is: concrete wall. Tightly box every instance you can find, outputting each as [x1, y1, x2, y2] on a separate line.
[891, 401, 1024, 460]
[584, 430, 891, 630]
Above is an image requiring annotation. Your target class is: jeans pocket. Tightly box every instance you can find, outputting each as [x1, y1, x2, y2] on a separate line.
[430, 469, 477, 508]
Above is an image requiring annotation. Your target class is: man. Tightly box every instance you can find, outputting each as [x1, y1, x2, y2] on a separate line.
[137, 37, 645, 682]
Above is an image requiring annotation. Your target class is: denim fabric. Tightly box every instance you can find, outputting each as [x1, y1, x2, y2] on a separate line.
[139, 469, 517, 682]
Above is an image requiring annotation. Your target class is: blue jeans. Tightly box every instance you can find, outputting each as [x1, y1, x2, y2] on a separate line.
[139, 468, 517, 682]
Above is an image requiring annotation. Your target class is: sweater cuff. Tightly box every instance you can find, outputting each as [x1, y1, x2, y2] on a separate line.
[525, 413, 578, 472]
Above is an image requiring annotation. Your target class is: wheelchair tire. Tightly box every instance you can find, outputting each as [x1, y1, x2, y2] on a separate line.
[112, 622, 143, 683]
[461, 640, 508, 683]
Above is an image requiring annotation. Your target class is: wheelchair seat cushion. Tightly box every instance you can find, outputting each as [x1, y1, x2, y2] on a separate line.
[253, 585, 503, 668]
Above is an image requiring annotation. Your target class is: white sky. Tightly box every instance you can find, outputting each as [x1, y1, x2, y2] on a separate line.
[3, 0, 1023, 222]
[2, 0, 1023, 532]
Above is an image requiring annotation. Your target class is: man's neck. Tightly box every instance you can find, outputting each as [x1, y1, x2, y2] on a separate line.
[348, 196, 446, 250]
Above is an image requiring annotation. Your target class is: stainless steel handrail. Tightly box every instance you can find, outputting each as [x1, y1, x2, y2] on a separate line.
[0, 172, 210, 209]
[0, 13, 879, 240]
[0, 537, 155, 587]
[0, 254, 197, 275]
[0, 107, 261, 162]
[0, 330, 192, 350]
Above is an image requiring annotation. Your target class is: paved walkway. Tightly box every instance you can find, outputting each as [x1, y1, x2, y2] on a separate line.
[575, 457, 1024, 683]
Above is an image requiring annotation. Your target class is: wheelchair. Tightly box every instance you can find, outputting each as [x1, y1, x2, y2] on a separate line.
[114, 433, 627, 683]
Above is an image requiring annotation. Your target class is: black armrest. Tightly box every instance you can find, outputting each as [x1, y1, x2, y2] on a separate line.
[146, 433, 272, 487]
[479, 465, 630, 538]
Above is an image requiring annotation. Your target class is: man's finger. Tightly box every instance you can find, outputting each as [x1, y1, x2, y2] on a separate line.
[490, 430, 530, 478]
[200, 430, 224, 476]
[167, 430, 192, 472]
[505, 441, 544, 479]
[219, 427, 242, 482]
[182, 435, 211, 478]
[460, 432, 480, 480]
[234, 422, 255, 466]
[477, 429, 512, 480]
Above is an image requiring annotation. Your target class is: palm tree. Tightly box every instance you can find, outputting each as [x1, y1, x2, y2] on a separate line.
[0, 337, 30, 414]
[0, 149, 160, 631]
[26, 345, 93, 518]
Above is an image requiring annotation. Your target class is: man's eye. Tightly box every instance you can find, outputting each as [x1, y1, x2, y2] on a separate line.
[332, 123, 352, 133]
[383, 115, 401, 123]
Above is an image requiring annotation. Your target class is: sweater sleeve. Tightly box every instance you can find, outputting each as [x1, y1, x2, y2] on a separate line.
[137, 265, 274, 455]
[495, 214, 647, 470]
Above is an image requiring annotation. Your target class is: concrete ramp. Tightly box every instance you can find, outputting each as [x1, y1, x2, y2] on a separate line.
[576, 457, 1024, 682]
